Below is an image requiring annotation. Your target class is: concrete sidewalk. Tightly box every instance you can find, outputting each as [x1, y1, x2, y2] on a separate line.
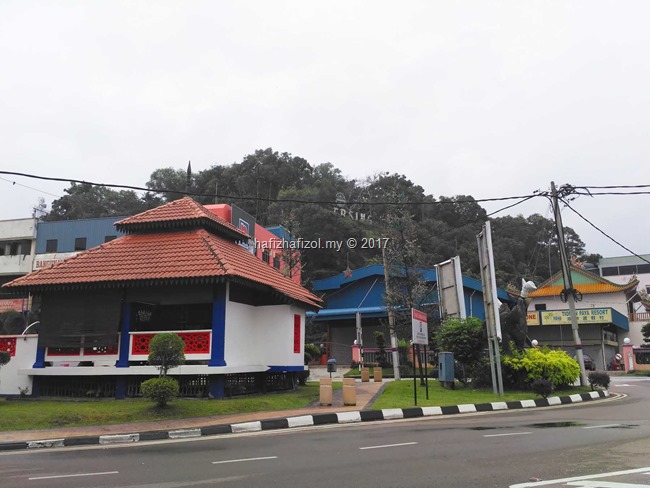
[0, 376, 387, 444]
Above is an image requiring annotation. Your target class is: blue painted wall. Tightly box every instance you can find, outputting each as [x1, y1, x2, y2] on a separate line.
[36, 217, 127, 253]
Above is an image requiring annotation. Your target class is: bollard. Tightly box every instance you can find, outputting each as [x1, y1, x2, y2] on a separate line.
[342, 378, 357, 406]
[373, 367, 383, 382]
[361, 367, 370, 382]
[319, 377, 333, 406]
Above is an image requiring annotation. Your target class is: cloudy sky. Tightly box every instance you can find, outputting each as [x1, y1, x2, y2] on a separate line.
[1, 1, 649, 258]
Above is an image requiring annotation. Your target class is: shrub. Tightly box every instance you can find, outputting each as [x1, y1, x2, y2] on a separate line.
[297, 369, 310, 386]
[0, 350, 10, 367]
[141, 377, 180, 407]
[587, 371, 611, 390]
[148, 333, 185, 376]
[531, 378, 554, 398]
[503, 347, 580, 389]
[304, 343, 322, 364]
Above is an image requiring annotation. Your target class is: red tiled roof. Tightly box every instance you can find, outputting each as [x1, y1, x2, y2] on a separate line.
[115, 197, 249, 239]
[4, 230, 321, 308]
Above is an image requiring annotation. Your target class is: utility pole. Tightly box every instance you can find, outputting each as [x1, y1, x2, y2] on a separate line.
[550, 181, 588, 386]
[382, 246, 401, 380]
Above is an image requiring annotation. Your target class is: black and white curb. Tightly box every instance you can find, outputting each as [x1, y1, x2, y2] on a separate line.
[0, 390, 610, 451]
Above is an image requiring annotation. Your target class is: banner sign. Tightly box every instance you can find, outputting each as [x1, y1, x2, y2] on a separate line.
[411, 308, 428, 345]
[527, 308, 613, 326]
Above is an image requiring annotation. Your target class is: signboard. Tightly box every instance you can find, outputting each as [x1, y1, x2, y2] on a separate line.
[0, 298, 29, 313]
[411, 308, 428, 345]
[293, 314, 301, 354]
[435, 256, 467, 319]
[526, 312, 540, 326]
[527, 308, 613, 326]
[231, 205, 256, 252]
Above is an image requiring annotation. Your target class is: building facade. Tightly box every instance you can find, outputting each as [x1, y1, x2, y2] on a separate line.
[1, 198, 321, 398]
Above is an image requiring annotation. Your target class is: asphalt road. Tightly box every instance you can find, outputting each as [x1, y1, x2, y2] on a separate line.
[2, 377, 650, 488]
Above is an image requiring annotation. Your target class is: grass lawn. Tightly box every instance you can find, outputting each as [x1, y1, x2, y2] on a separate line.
[371, 379, 593, 410]
[0, 383, 334, 432]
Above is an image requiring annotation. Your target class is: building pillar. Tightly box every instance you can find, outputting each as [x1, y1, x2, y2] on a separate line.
[208, 375, 225, 399]
[115, 378, 127, 399]
[209, 283, 227, 367]
[116, 302, 131, 368]
[33, 346, 45, 368]
[623, 342, 635, 373]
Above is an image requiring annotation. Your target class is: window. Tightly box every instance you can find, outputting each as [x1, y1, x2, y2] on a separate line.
[262, 250, 270, 264]
[104, 235, 117, 243]
[646, 285, 650, 294]
[535, 304, 547, 311]
[273, 255, 281, 269]
[619, 265, 636, 275]
[46, 239, 58, 253]
[74, 237, 87, 251]
[637, 264, 650, 274]
[601, 267, 618, 277]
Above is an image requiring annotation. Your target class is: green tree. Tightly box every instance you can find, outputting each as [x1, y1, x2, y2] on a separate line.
[0, 310, 25, 335]
[147, 333, 185, 377]
[642, 322, 650, 344]
[45, 183, 151, 221]
[435, 317, 485, 383]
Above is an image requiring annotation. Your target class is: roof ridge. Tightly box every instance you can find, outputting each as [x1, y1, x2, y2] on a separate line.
[197, 229, 230, 274]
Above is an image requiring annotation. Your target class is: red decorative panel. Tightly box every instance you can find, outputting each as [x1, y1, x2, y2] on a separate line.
[131, 333, 156, 355]
[293, 314, 301, 354]
[47, 347, 81, 356]
[179, 332, 211, 354]
[0, 337, 16, 357]
[84, 345, 119, 356]
[131, 332, 210, 355]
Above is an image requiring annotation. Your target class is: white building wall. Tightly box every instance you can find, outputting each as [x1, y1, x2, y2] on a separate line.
[224, 301, 263, 367]
[255, 304, 304, 367]
[0, 218, 37, 275]
[224, 301, 304, 369]
[0, 335, 37, 396]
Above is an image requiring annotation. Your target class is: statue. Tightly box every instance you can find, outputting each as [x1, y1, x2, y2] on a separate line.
[498, 278, 537, 353]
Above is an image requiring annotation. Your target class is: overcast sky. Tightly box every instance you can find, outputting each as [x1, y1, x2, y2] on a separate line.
[1, 1, 649, 259]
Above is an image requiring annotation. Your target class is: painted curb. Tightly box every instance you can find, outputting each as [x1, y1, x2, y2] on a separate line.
[0, 390, 611, 451]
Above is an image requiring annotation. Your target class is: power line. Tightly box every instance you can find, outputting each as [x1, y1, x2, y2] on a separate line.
[0, 176, 62, 198]
[560, 199, 650, 266]
[0, 170, 545, 207]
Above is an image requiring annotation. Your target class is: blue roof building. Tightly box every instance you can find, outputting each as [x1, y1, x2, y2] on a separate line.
[308, 264, 512, 363]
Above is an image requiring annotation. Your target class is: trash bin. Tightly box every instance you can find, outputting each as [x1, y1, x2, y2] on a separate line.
[327, 358, 337, 374]
[342, 378, 356, 406]
[320, 377, 333, 405]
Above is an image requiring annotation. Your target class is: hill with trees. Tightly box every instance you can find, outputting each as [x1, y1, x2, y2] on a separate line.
[41, 147, 595, 289]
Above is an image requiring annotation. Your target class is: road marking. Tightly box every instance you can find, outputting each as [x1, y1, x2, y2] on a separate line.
[510, 466, 650, 487]
[28, 471, 119, 481]
[359, 442, 418, 450]
[583, 424, 622, 429]
[211, 456, 278, 465]
[484, 432, 532, 438]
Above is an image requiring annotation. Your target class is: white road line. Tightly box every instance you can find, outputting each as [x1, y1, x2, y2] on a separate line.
[509, 467, 650, 487]
[28, 471, 119, 481]
[359, 442, 418, 450]
[211, 456, 278, 465]
[484, 432, 532, 438]
[583, 424, 622, 429]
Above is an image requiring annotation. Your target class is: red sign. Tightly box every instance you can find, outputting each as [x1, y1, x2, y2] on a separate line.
[293, 314, 301, 354]
[0, 298, 27, 313]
